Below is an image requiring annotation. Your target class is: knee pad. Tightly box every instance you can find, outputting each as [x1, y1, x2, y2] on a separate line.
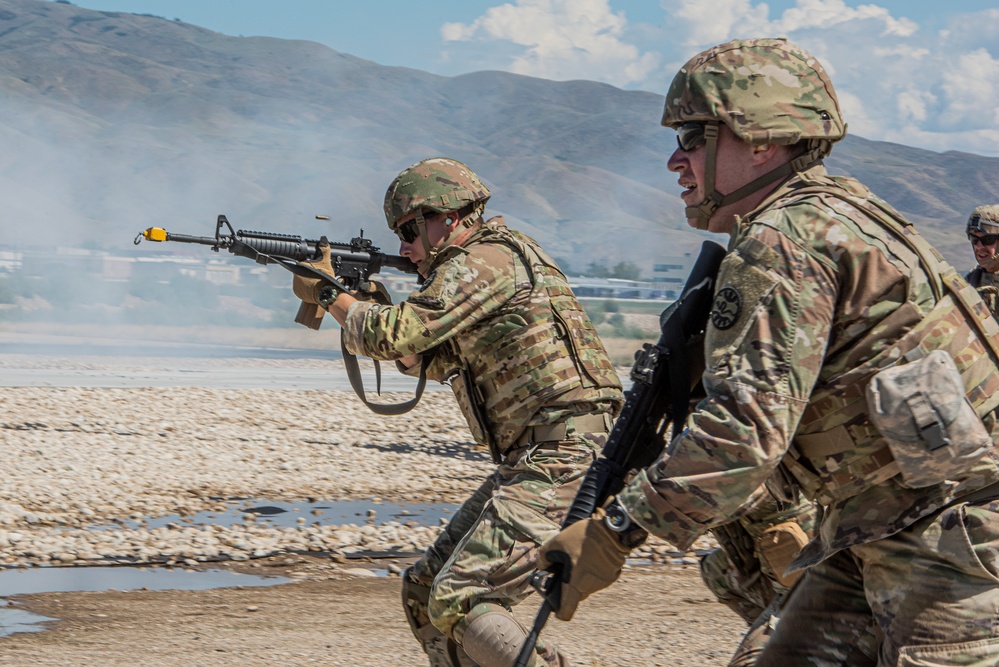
[460, 603, 568, 667]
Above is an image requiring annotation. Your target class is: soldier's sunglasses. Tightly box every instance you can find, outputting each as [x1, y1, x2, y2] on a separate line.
[969, 233, 999, 246]
[676, 122, 708, 152]
[396, 219, 420, 244]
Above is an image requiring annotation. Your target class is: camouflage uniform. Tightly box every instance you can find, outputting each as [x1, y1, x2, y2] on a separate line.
[344, 159, 623, 667]
[614, 39, 999, 665]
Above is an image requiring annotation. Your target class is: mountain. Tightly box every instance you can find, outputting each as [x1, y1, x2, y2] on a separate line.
[0, 0, 996, 275]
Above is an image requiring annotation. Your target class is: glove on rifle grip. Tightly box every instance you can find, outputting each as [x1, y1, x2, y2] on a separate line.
[295, 301, 325, 330]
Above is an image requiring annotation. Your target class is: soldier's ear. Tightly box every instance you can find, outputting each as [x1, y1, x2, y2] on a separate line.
[751, 143, 781, 166]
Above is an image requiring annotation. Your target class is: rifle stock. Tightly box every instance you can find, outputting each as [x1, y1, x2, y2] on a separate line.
[514, 239, 727, 667]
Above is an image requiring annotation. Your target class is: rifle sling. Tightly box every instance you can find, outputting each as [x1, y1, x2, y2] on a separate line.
[340, 329, 430, 415]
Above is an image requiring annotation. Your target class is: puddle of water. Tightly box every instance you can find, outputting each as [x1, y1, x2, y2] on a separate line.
[0, 498, 457, 637]
[0, 566, 289, 638]
[0, 599, 54, 638]
[95, 498, 461, 531]
[0, 565, 289, 597]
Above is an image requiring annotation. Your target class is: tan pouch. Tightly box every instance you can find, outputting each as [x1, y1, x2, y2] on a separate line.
[866, 349, 992, 488]
[758, 522, 809, 588]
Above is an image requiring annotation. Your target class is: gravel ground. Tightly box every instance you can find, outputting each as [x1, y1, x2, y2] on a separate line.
[0, 356, 717, 568]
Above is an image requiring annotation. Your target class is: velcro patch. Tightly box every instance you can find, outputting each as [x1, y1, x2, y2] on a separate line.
[711, 286, 742, 330]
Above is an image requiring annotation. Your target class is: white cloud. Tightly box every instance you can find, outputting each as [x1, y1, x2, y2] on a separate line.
[440, 0, 659, 86]
[938, 48, 999, 130]
[649, 1, 999, 156]
[658, 0, 916, 52]
[658, 0, 771, 49]
[775, 0, 916, 36]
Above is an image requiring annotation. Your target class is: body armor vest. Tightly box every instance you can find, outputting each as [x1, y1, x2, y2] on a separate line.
[773, 176, 999, 505]
[434, 221, 621, 463]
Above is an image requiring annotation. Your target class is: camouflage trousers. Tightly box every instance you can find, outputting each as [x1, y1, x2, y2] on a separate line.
[700, 494, 818, 667]
[757, 494, 999, 666]
[406, 431, 603, 655]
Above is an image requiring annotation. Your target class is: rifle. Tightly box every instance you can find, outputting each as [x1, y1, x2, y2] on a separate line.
[514, 239, 727, 667]
[134, 214, 427, 415]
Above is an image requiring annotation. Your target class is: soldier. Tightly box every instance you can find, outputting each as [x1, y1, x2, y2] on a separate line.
[538, 38, 999, 665]
[965, 205, 999, 316]
[292, 157, 623, 667]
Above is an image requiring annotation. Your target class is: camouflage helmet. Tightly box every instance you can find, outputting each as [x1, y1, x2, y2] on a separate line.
[662, 38, 846, 152]
[383, 157, 490, 230]
[967, 204, 999, 235]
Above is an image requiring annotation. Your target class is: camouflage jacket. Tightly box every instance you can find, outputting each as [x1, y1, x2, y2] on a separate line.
[617, 164, 999, 567]
[342, 216, 622, 459]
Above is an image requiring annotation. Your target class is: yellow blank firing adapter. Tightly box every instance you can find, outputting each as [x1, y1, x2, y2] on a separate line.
[134, 227, 168, 244]
[143, 227, 168, 241]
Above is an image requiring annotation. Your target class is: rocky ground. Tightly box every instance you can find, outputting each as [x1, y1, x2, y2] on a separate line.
[0, 353, 744, 666]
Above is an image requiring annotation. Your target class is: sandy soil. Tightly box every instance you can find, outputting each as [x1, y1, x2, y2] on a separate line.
[0, 556, 745, 667]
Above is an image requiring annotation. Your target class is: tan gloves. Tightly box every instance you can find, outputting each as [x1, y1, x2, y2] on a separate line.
[292, 238, 338, 305]
[354, 280, 392, 306]
[292, 239, 342, 330]
[537, 506, 644, 621]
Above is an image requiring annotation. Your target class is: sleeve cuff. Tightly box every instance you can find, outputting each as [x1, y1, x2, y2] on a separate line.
[396, 358, 423, 377]
[616, 469, 709, 551]
[341, 301, 376, 356]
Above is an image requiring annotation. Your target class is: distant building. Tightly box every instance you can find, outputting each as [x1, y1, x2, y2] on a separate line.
[569, 276, 664, 300]
[0, 249, 22, 272]
[651, 255, 696, 300]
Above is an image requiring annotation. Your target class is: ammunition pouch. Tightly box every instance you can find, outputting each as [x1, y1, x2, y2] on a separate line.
[757, 521, 809, 588]
[867, 349, 992, 488]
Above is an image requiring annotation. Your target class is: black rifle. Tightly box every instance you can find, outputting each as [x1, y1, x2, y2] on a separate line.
[134, 214, 427, 415]
[135, 214, 416, 298]
[514, 239, 727, 667]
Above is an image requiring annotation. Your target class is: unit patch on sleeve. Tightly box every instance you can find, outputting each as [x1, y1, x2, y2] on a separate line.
[711, 286, 742, 330]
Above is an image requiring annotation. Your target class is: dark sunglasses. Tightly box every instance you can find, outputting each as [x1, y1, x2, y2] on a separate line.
[396, 219, 420, 244]
[969, 233, 999, 246]
[676, 122, 708, 152]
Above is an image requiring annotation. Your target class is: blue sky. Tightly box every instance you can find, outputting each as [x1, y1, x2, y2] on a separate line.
[62, 0, 999, 156]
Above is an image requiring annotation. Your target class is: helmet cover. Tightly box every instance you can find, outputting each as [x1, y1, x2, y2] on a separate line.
[384, 157, 490, 230]
[662, 38, 846, 151]
[967, 204, 999, 235]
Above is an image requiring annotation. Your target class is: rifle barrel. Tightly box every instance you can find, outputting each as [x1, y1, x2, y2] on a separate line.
[165, 232, 220, 246]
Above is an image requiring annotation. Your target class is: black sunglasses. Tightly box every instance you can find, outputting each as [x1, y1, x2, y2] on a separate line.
[676, 122, 708, 152]
[396, 219, 420, 244]
[969, 233, 999, 246]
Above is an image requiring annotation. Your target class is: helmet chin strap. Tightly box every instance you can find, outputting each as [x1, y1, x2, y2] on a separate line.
[686, 122, 827, 230]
